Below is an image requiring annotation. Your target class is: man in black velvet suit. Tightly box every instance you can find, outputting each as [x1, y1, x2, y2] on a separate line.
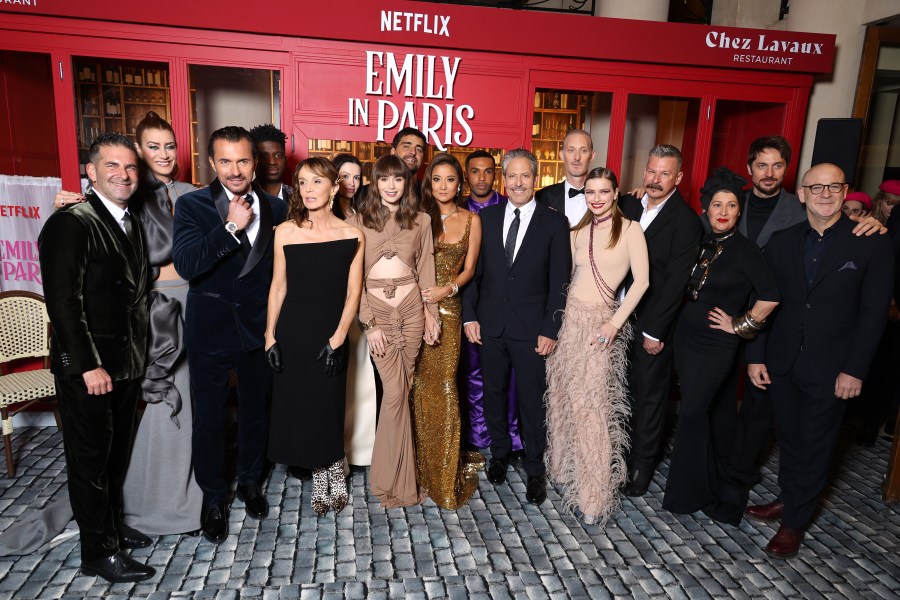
[535, 128, 595, 226]
[744, 163, 893, 559]
[463, 148, 571, 505]
[39, 133, 154, 583]
[173, 126, 287, 544]
[619, 144, 703, 497]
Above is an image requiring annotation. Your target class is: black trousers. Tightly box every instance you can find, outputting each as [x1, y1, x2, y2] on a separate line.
[480, 335, 547, 477]
[56, 376, 140, 562]
[665, 342, 743, 524]
[189, 346, 271, 506]
[770, 353, 847, 530]
[723, 345, 775, 490]
[627, 333, 675, 472]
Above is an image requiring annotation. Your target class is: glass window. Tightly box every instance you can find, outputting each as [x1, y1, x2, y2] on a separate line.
[189, 65, 280, 185]
[73, 57, 170, 177]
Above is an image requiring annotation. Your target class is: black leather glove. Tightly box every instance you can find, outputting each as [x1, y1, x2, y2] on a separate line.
[265, 342, 283, 372]
[317, 341, 348, 377]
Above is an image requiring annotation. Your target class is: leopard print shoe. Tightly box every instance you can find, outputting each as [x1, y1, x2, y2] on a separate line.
[311, 468, 329, 516]
[327, 460, 348, 514]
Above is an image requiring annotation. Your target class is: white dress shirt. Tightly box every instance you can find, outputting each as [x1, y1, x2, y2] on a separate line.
[225, 188, 261, 245]
[638, 191, 675, 231]
[502, 198, 537, 263]
[563, 180, 588, 227]
[93, 190, 130, 234]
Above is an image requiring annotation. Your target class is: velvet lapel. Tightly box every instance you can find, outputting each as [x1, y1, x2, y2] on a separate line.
[238, 183, 274, 279]
[210, 179, 231, 225]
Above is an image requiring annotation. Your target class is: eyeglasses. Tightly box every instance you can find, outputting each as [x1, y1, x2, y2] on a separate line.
[801, 183, 847, 195]
[686, 241, 724, 301]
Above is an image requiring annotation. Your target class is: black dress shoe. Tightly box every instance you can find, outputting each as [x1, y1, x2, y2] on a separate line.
[525, 475, 547, 505]
[201, 503, 228, 544]
[288, 466, 312, 480]
[81, 551, 156, 583]
[623, 468, 652, 497]
[486, 457, 508, 484]
[509, 449, 527, 464]
[237, 483, 269, 519]
[117, 524, 152, 549]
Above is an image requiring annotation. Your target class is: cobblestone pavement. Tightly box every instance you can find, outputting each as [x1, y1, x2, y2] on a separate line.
[1, 425, 898, 599]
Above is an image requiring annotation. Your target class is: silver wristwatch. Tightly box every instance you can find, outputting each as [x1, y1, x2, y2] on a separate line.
[225, 221, 239, 234]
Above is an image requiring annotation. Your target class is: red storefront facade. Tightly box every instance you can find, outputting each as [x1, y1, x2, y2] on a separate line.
[0, 0, 834, 207]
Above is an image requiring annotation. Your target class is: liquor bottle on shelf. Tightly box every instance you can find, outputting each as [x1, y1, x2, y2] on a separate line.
[104, 67, 114, 83]
[534, 92, 541, 108]
[135, 71, 143, 86]
[124, 68, 133, 85]
[532, 113, 541, 138]
[551, 93, 561, 109]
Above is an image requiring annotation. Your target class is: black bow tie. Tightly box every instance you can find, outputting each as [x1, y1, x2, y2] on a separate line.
[568, 187, 584, 198]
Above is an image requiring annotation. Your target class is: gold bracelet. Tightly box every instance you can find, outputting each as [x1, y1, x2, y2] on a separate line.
[448, 282, 459, 297]
[361, 318, 377, 331]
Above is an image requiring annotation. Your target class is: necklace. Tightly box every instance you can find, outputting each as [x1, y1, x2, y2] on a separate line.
[592, 214, 613, 225]
[588, 215, 616, 305]
[440, 206, 458, 233]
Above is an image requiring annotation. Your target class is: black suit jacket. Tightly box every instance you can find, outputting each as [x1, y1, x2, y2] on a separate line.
[620, 190, 703, 340]
[172, 179, 287, 353]
[39, 193, 149, 380]
[535, 182, 566, 215]
[746, 215, 893, 385]
[462, 199, 571, 341]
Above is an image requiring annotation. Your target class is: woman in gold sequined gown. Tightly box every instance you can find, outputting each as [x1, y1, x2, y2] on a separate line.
[412, 153, 485, 510]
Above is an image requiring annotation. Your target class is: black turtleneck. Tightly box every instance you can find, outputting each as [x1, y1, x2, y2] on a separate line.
[745, 190, 779, 247]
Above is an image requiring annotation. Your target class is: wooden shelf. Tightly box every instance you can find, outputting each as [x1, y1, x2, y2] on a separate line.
[74, 58, 171, 153]
[532, 90, 589, 191]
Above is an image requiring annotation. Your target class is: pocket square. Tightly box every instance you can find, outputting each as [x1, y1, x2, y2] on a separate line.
[838, 261, 858, 271]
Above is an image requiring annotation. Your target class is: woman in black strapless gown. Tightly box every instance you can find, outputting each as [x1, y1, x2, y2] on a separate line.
[265, 157, 365, 517]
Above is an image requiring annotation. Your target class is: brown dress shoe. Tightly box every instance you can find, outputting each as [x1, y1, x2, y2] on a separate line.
[744, 501, 784, 523]
[765, 524, 804, 559]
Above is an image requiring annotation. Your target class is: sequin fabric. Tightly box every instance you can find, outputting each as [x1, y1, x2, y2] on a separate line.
[411, 214, 485, 510]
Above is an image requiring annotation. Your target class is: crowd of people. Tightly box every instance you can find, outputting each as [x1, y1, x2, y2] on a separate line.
[29, 112, 899, 582]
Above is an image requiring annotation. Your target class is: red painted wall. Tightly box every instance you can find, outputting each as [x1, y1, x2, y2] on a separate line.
[0, 51, 59, 177]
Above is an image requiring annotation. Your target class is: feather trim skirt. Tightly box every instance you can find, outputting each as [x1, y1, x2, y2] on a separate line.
[544, 296, 633, 525]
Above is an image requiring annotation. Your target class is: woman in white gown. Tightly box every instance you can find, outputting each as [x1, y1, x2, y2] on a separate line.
[332, 153, 378, 466]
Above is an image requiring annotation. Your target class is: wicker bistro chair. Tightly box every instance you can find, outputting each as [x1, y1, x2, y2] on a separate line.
[0, 291, 61, 477]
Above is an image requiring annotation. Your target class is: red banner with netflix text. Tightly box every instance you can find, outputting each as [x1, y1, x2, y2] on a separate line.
[0, 176, 58, 294]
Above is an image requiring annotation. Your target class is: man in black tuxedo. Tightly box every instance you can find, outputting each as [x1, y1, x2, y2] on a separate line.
[39, 133, 154, 582]
[173, 126, 287, 543]
[619, 144, 703, 497]
[744, 163, 893, 559]
[535, 128, 595, 226]
[463, 148, 571, 505]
